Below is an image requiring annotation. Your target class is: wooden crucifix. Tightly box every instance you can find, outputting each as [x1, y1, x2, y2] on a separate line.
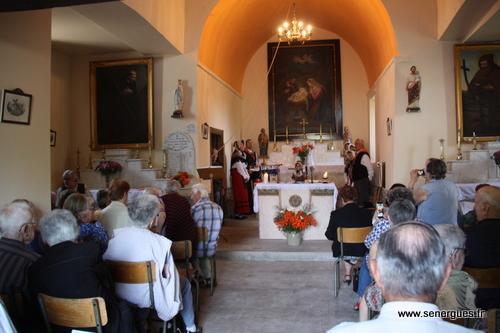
[299, 118, 308, 139]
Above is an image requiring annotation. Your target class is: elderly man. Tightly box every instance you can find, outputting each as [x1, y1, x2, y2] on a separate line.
[190, 183, 223, 282]
[409, 158, 459, 225]
[160, 180, 197, 253]
[0, 202, 39, 330]
[95, 179, 132, 235]
[327, 222, 481, 333]
[55, 169, 79, 208]
[464, 185, 500, 309]
[104, 194, 202, 333]
[29, 210, 134, 333]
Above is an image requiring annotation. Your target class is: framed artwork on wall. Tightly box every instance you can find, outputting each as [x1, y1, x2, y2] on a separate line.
[267, 39, 343, 141]
[1, 89, 32, 125]
[90, 58, 153, 149]
[454, 43, 500, 141]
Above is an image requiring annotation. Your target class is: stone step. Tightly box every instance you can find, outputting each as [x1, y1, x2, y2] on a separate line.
[217, 249, 333, 262]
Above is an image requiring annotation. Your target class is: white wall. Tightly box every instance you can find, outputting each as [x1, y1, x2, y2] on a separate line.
[51, 51, 72, 190]
[241, 28, 369, 154]
[0, 10, 52, 211]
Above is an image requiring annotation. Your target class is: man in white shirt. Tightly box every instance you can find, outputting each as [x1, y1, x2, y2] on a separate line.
[327, 222, 482, 333]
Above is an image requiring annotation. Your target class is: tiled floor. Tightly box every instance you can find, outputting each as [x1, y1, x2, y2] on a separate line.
[196, 216, 359, 333]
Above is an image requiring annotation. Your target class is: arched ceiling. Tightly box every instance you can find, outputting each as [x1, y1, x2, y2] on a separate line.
[199, 0, 398, 93]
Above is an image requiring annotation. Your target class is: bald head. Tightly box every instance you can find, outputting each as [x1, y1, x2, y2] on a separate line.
[475, 185, 500, 221]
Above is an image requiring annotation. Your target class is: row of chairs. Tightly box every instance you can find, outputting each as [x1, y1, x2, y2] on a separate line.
[35, 226, 217, 332]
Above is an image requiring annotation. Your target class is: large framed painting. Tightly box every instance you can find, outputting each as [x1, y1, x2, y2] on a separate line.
[90, 58, 153, 149]
[267, 39, 342, 141]
[454, 43, 500, 141]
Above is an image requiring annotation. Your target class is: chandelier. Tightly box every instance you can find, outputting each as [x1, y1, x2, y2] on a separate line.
[277, 3, 312, 44]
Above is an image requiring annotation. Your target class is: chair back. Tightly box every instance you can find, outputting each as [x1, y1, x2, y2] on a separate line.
[337, 226, 372, 258]
[462, 266, 500, 289]
[171, 240, 193, 278]
[197, 226, 210, 257]
[37, 293, 107, 333]
[106, 260, 156, 309]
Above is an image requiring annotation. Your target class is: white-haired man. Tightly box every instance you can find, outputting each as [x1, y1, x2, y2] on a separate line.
[55, 169, 79, 208]
[327, 222, 481, 333]
[0, 202, 38, 330]
[104, 194, 202, 333]
[190, 183, 223, 282]
[29, 209, 134, 333]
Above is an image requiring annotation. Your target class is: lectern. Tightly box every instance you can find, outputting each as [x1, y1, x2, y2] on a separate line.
[197, 166, 225, 202]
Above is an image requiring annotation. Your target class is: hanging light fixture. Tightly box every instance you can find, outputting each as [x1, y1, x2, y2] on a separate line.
[277, 2, 312, 44]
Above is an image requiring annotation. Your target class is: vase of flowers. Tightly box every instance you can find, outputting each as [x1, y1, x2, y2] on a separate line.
[492, 151, 500, 168]
[95, 160, 122, 187]
[274, 204, 317, 246]
[292, 144, 314, 164]
[173, 171, 191, 187]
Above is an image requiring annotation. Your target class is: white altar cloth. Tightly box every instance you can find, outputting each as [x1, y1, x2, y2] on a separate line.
[253, 182, 338, 240]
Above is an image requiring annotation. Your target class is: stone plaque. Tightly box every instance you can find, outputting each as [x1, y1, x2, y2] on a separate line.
[164, 132, 197, 177]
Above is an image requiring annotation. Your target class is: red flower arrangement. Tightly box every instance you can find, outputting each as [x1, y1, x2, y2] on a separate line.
[94, 160, 122, 176]
[292, 143, 314, 159]
[492, 151, 500, 166]
[274, 205, 317, 233]
[173, 171, 190, 187]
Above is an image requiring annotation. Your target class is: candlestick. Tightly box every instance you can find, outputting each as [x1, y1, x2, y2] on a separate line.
[457, 129, 463, 160]
[87, 143, 93, 169]
[148, 144, 153, 168]
[439, 139, 445, 160]
[329, 127, 334, 150]
[162, 149, 167, 177]
[472, 131, 478, 150]
[319, 124, 323, 143]
[76, 148, 81, 179]
[285, 126, 289, 144]
[135, 144, 140, 159]
[102, 149, 106, 160]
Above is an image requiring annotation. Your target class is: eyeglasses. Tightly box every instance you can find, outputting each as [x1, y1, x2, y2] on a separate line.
[18, 222, 37, 233]
[450, 247, 467, 258]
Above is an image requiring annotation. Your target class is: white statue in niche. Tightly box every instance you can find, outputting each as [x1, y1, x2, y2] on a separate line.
[406, 66, 421, 112]
[172, 79, 184, 118]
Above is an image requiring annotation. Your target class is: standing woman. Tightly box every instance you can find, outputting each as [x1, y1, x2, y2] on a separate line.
[231, 141, 250, 219]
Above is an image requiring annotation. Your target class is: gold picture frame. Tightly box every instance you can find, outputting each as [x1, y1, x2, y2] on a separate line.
[454, 43, 500, 142]
[90, 58, 153, 149]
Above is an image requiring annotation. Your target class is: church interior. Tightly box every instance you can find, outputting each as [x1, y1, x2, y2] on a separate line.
[0, 0, 500, 332]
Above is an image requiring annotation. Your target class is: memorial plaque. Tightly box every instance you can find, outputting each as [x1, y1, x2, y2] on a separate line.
[164, 132, 197, 177]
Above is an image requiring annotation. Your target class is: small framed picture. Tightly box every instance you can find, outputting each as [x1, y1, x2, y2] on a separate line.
[1, 89, 32, 125]
[50, 130, 56, 147]
[202, 123, 209, 140]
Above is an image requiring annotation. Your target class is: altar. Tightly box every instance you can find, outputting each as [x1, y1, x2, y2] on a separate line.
[253, 182, 338, 240]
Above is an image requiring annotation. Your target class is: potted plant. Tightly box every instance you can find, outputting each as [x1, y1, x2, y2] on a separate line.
[95, 160, 122, 187]
[173, 171, 191, 188]
[292, 143, 314, 164]
[274, 204, 317, 246]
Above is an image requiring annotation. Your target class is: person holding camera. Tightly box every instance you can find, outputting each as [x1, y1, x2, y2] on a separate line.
[409, 158, 459, 226]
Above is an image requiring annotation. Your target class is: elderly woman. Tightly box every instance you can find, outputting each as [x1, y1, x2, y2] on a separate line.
[435, 224, 477, 311]
[63, 193, 108, 251]
[103, 194, 202, 333]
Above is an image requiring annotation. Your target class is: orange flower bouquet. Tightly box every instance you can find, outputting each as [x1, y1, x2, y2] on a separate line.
[292, 143, 314, 160]
[274, 205, 317, 234]
[173, 171, 191, 187]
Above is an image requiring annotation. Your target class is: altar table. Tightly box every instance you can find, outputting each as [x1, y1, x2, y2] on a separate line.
[253, 183, 338, 240]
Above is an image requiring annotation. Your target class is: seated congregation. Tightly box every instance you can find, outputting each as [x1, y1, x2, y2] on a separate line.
[326, 157, 500, 332]
[0, 174, 224, 333]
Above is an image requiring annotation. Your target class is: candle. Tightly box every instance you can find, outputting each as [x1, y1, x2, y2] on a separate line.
[263, 172, 269, 183]
[330, 127, 333, 138]
[319, 124, 323, 142]
[323, 171, 328, 179]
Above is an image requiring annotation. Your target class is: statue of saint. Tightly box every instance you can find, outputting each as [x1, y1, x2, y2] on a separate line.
[172, 79, 184, 118]
[257, 128, 269, 158]
[406, 66, 421, 112]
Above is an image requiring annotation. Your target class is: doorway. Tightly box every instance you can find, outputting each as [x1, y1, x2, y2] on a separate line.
[209, 127, 224, 167]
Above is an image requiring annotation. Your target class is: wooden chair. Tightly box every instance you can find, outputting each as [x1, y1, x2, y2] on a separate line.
[37, 293, 107, 333]
[106, 260, 172, 333]
[487, 308, 499, 333]
[333, 226, 372, 297]
[197, 226, 217, 296]
[171, 240, 200, 312]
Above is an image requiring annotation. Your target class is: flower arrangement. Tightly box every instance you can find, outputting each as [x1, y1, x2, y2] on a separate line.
[274, 205, 317, 233]
[94, 160, 122, 176]
[492, 151, 500, 166]
[292, 143, 314, 160]
[173, 171, 191, 187]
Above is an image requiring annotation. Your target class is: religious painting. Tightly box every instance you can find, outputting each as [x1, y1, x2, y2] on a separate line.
[1, 89, 32, 125]
[267, 39, 342, 141]
[454, 43, 500, 141]
[90, 58, 153, 149]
